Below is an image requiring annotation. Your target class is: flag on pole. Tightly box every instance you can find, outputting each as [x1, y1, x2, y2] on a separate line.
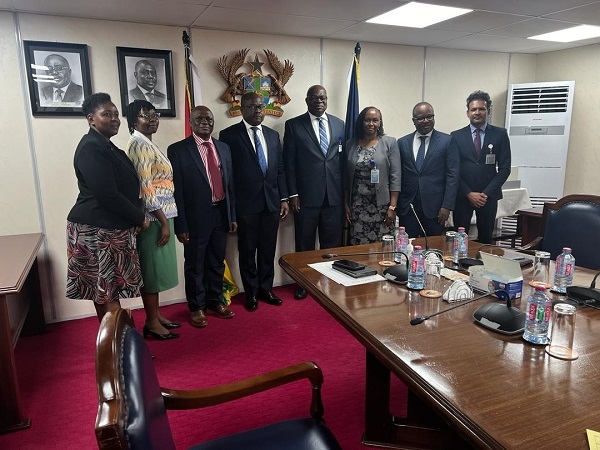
[182, 31, 203, 137]
[344, 42, 361, 144]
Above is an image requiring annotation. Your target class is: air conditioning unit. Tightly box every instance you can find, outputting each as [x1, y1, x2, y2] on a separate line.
[504, 81, 575, 206]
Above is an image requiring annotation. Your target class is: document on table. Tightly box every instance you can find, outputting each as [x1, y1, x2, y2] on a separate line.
[308, 261, 384, 286]
[587, 429, 600, 450]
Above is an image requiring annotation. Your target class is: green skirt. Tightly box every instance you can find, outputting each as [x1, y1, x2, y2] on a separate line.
[136, 219, 178, 293]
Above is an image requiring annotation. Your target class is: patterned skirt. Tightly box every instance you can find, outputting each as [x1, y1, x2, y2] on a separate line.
[66, 221, 143, 304]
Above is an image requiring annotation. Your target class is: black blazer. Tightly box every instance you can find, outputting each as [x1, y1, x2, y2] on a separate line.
[283, 112, 345, 208]
[397, 129, 460, 218]
[218, 121, 288, 216]
[67, 129, 145, 229]
[167, 136, 235, 237]
[451, 124, 511, 201]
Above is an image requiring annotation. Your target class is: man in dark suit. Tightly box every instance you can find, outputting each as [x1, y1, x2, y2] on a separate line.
[40, 54, 84, 106]
[219, 92, 289, 312]
[128, 60, 168, 109]
[451, 90, 511, 244]
[167, 106, 236, 327]
[397, 102, 460, 237]
[283, 85, 345, 299]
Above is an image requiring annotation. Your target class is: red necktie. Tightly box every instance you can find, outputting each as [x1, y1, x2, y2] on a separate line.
[474, 128, 482, 157]
[204, 142, 224, 201]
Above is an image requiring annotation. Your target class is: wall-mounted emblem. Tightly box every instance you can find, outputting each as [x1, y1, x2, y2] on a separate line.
[217, 48, 294, 117]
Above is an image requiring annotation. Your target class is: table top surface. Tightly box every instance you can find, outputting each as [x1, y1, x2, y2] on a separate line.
[280, 237, 600, 450]
[0, 233, 44, 295]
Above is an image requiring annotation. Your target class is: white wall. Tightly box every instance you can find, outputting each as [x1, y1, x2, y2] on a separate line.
[8, 10, 589, 323]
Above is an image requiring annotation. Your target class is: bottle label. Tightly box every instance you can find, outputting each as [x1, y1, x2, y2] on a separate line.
[565, 263, 573, 276]
[411, 260, 418, 273]
[544, 304, 552, 322]
[527, 303, 551, 322]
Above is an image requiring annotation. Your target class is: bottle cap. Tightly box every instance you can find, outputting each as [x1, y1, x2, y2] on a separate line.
[534, 285, 547, 292]
[458, 227, 465, 231]
[414, 245, 422, 250]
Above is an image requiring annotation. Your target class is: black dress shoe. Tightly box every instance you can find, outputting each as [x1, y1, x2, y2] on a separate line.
[160, 321, 181, 329]
[245, 296, 258, 312]
[294, 288, 307, 300]
[257, 290, 282, 306]
[143, 325, 180, 340]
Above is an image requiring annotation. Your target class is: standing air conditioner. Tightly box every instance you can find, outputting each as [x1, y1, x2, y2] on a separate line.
[504, 81, 575, 207]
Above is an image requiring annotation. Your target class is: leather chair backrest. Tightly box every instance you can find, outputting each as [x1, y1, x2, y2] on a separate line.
[121, 324, 176, 450]
[542, 199, 600, 270]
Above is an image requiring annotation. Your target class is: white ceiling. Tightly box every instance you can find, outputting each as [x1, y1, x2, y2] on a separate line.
[3, 0, 600, 54]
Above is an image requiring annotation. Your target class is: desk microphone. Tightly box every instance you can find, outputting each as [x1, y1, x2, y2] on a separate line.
[410, 290, 504, 325]
[322, 251, 409, 284]
[409, 203, 443, 259]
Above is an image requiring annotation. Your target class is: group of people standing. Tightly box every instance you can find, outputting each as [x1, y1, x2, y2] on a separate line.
[65, 85, 510, 336]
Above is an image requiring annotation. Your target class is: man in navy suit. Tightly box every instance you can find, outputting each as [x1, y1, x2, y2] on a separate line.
[397, 102, 460, 237]
[219, 92, 289, 312]
[168, 106, 236, 328]
[451, 91, 511, 244]
[283, 85, 345, 299]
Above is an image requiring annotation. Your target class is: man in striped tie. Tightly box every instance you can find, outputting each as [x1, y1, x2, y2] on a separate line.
[283, 85, 345, 299]
[219, 92, 289, 312]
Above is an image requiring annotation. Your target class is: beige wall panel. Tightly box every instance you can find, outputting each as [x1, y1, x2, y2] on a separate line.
[536, 45, 600, 196]
[508, 53, 536, 85]
[425, 48, 510, 133]
[0, 12, 40, 235]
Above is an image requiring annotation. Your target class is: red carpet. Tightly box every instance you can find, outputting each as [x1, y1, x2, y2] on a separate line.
[1, 285, 407, 449]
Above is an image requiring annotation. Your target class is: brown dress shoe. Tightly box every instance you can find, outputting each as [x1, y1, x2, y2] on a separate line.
[206, 304, 235, 319]
[190, 310, 208, 328]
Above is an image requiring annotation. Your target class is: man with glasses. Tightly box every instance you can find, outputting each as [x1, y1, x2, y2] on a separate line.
[451, 90, 511, 244]
[283, 85, 345, 299]
[219, 92, 289, 311]
[40, 54, 84, 106]
[129, 60, 168, 109]
[397, 102, 459, 237]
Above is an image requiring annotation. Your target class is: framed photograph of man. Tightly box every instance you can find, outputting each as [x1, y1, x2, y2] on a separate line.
[23, 41, 92, 116]
[116, 47, 176, 117]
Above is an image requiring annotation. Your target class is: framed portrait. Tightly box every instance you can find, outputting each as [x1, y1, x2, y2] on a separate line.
[116, 47, 176, 117]
[23, 41, 92, 117]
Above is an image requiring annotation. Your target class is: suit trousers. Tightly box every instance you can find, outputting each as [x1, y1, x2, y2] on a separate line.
[453, 196, 498, 244]
[183, 201, 228, 311]
[237, 210, 280, 296]
[294, 201, 343, 251]
[398, 195, 445, 239]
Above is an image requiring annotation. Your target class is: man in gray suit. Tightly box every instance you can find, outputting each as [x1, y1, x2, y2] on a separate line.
[397, 102, 460, 237]
[283, 85, 345, 299]
[128, 60, 168, 109]
[40, 54, 84, 106]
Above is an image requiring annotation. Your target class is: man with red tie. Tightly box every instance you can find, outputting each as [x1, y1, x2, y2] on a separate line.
[168, 106, 236, 327]
[451, 90, 511, 244]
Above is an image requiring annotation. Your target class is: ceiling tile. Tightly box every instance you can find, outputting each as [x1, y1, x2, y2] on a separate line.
[429, 0, 594, 17]
[429, 10, 530, 33]
[544, 2, 600, 27]
[433, 34, 551, 53]
[486, 18, 580, 38]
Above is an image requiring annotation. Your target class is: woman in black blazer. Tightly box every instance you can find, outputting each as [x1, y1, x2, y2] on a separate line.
[66, 93, 148, 321]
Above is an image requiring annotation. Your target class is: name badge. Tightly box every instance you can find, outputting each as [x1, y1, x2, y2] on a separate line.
[371, 169, 380, 184]
[485, 153, 496, 165]
[338, 138, 343, 153]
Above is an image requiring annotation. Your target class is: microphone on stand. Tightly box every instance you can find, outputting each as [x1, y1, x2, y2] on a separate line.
[409, 203, 443, 259]
[322, 251, 409, 284]
[410, 290, 501, 325]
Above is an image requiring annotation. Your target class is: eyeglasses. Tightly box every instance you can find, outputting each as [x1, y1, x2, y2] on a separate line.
[413, 115, 435, 122]
[242, 104, 265, 111]
[138, 112, 161, 120]
[46, 65, 69, 73]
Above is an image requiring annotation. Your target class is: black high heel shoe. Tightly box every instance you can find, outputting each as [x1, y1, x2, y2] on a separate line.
[160, 321, 182, 329]
[143, 325, 180, 340]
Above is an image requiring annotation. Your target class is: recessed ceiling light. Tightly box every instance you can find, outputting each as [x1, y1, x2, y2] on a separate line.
[528, 25, 600, 42]
[367, 2, 472, 28]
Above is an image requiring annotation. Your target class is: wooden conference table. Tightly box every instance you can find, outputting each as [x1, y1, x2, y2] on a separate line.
[279, 236, 600, 449]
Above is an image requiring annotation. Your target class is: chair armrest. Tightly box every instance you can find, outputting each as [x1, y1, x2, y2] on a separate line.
[519, 236, 543, 254]
[162, 361, 325, 420]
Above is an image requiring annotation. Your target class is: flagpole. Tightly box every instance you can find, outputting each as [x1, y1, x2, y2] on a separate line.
[344, 42, 361, 144]
[182, 30, 195, 108]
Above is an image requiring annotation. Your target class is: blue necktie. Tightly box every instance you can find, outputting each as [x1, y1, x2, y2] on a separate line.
[251, 126, 267, 176]
[318, 118, 328, 156]
[415, 136, 426, 171]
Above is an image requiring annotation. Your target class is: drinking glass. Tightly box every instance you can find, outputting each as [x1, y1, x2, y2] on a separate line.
[379, 235, 395, 266]
[421, 253, 443, 298]
[530, 250, 551, 288]
[444, 231, 456, 262]
[545, 303, 578, 360]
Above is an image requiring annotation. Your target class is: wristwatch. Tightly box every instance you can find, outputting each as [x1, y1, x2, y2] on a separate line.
[388, 205, 396, 211]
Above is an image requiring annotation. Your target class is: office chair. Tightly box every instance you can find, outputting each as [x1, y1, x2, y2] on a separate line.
[521, 194, 600, 269]
[94, 308, 341, 450]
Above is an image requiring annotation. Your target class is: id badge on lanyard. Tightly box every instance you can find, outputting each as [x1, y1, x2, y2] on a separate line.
[370, 159, 379, 183]
[485, 144, 495, 165]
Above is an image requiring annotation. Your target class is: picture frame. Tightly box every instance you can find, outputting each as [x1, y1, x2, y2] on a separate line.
[116, 47, 176, 117]
[23, 41, 92, 117]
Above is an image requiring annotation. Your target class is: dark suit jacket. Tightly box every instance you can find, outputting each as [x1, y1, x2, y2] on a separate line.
[67, 129, 144, 229]
[167, 136, 235, 237]
[283, 112, 345, 208]
[397, 129, 460, 218]
[41, 83, 84, 104]
[218, 121, 288, 216]
[128, 86, 168, 109]
[451, 124, 511, 201]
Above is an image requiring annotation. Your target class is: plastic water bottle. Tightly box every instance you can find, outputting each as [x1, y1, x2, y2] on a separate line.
[523, 286, 552, 344]
[394, 227, 409, 263]
[453, 227, 469, 263]
[552, 247, 575, 294]
[407, 245, 425, 290]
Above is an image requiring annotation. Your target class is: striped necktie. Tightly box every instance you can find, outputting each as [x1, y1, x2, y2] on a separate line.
[474, 128, 482, 157]
[251, 126, 267, 176]
[318, 118, 328, 156]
